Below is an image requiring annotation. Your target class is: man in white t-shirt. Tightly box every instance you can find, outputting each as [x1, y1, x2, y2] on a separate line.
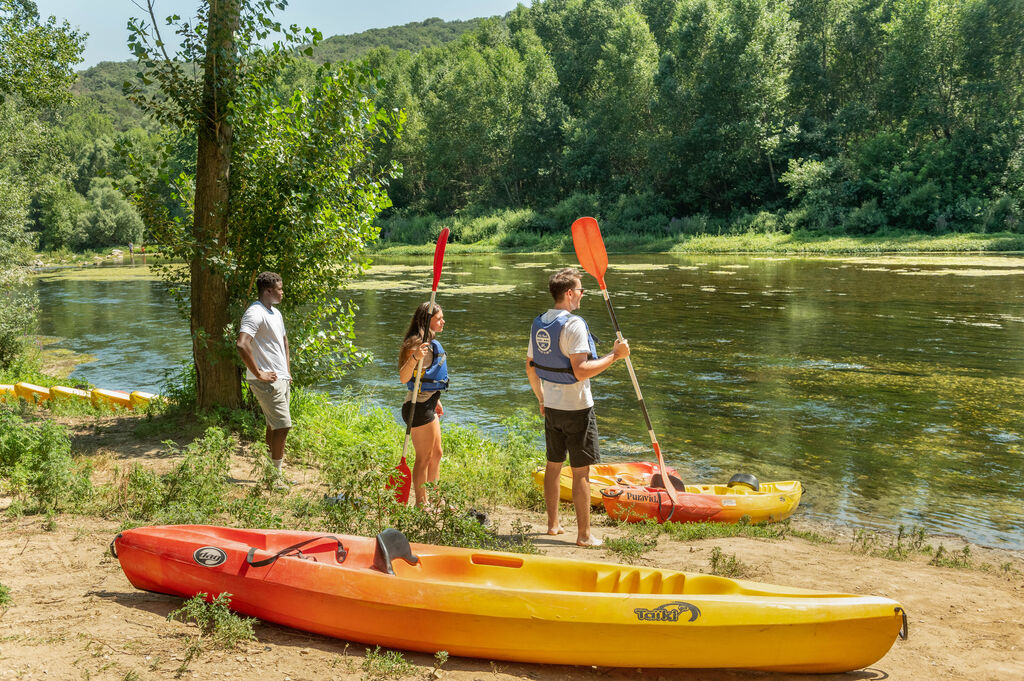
[236, 271, 292, 488]
[526, 267, 629, 547]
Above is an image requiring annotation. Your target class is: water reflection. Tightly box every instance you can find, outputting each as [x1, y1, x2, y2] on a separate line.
[32, 254, 1024, 548]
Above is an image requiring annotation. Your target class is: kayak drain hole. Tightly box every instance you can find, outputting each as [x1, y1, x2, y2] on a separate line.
[471, 554, 524, 568]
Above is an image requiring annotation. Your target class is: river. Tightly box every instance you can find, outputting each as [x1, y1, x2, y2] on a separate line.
[33, 253, 1024, 549]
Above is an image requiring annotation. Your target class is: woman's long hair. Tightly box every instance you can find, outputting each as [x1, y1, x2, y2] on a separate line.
[399, 301, 441, 367]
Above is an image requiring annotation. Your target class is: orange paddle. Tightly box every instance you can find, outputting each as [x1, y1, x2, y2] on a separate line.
[571, 216, 679, 504]
[389, 227, 450, 503]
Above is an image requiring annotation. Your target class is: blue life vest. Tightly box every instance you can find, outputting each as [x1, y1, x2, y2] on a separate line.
[406, 339, 449, 391]
[529, 312, 598, 384]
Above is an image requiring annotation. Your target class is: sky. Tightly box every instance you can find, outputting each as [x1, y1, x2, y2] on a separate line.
[32, 1, 526, 69]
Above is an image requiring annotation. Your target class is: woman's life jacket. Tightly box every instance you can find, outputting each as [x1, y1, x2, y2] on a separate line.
[529, 312, 598, 384]
[407, 339, 449, 391]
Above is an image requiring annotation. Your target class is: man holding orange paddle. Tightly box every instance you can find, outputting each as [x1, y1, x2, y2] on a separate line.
[526, 267, 630, 547]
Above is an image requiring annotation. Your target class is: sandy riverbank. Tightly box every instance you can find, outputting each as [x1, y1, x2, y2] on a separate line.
[0, 411, 1021, 681]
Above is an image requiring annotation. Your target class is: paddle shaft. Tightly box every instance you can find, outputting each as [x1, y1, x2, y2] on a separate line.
[401, 289, 438, 459]
[596, 286, 671, 486]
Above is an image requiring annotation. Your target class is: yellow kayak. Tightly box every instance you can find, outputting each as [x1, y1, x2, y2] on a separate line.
[116, 525, 906, 672]
[532, 461, 682, 507]
[0, 384, 15, 403]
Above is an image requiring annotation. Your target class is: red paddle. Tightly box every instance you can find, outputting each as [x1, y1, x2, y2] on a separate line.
[571, 216, 679, 505]
[389, 227, 450, 503]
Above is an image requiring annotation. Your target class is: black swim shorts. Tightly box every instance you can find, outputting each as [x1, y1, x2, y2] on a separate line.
[401, 391, 441, 428]
[543, 406, 600, 468]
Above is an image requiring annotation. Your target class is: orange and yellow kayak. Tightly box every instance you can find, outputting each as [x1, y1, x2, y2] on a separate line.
[0, 384, 15, 403]
[602, 479, 803, 524]
[114, 525, 905, 672]
[531, 461, 681, 507]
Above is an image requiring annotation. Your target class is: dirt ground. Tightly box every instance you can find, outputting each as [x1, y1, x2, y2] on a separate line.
[1, 412, 1022, 681]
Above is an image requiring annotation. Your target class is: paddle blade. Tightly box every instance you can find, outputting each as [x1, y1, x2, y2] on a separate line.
[387, 455, 413, 503]
[571, 217, 608, 288]
[432, 227, 450, 291]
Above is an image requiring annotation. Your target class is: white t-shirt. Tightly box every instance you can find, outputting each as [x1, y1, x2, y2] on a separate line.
[239, 301, 290, 381]
[527, 309, 594, 411]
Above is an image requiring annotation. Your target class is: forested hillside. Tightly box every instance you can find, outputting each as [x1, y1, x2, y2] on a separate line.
[8, 0, 1024, 257]
[311, 16, 486, 63]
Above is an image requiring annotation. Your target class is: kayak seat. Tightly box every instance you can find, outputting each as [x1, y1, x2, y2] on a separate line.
[373, 528, 420, 575]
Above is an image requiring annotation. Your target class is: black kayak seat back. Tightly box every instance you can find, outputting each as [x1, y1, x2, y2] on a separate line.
[373, 528, 420, 575]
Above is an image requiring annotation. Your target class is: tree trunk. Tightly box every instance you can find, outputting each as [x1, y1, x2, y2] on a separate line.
[192, 0, 242, 409]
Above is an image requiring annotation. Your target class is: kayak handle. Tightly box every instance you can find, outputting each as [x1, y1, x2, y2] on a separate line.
[895, 607, 909, 640]
[601, 488, 623, 498]
[247, 535, 348, 568]
[109, 533, 122, 559]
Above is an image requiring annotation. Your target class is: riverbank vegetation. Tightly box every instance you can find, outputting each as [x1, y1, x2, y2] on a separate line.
[0, 358, 540, 550]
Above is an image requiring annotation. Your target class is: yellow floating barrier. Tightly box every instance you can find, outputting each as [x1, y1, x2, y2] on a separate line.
[50, 386, 93, 403]
[91, 388, 132, 410]
[14, 382, 50, 403]
[129, 391, 158, 408]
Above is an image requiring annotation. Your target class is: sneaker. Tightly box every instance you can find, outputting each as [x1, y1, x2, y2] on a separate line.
[271, 472, 291, 491]
[466, 508, 491, 528]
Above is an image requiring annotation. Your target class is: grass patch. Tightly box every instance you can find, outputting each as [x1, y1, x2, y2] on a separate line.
[707, 546, 753, 578]
[0, 582, 10, 610]
[605, 520, 659, 564]
[167, 593, 256, 677]
[929, 544, 973, 569]
[659, 516, 792, 542]
[788, 527, 836, 544]
[853, 525, 939, 561]
[361, 646, 416, 680]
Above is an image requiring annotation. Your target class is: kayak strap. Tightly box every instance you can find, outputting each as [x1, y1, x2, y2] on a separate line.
[656, 487, 676, 524]
[110, 533, 121, 559]
[373, 528, 420, 575]
[895, 607, 909, 640]
[246, 536, 348, 568]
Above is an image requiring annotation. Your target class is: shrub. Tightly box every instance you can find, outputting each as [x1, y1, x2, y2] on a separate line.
[157, 428, 235, 524]
[0, 411, 92, 512]
[0, 282, 37, 370]
[545, 192, 601, 230]
[843, 199, 887, 234]
[377, 210, 438, 244]
[107, 427, 235, 524]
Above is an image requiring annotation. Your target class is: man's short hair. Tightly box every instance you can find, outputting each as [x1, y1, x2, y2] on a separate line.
[256, 271, 282, 294]
[549, 267, 581, 302]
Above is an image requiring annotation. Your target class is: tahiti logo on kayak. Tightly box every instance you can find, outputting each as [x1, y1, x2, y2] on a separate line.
[633, 601, 700, 623]
[193, 546, 227, 567]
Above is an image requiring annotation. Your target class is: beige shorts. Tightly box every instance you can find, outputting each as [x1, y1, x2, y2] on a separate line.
[248, 379, 292, 430]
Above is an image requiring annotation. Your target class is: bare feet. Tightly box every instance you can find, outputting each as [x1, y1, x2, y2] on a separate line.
[576, 536, 603, 548]
[547, 526, 565, 536]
